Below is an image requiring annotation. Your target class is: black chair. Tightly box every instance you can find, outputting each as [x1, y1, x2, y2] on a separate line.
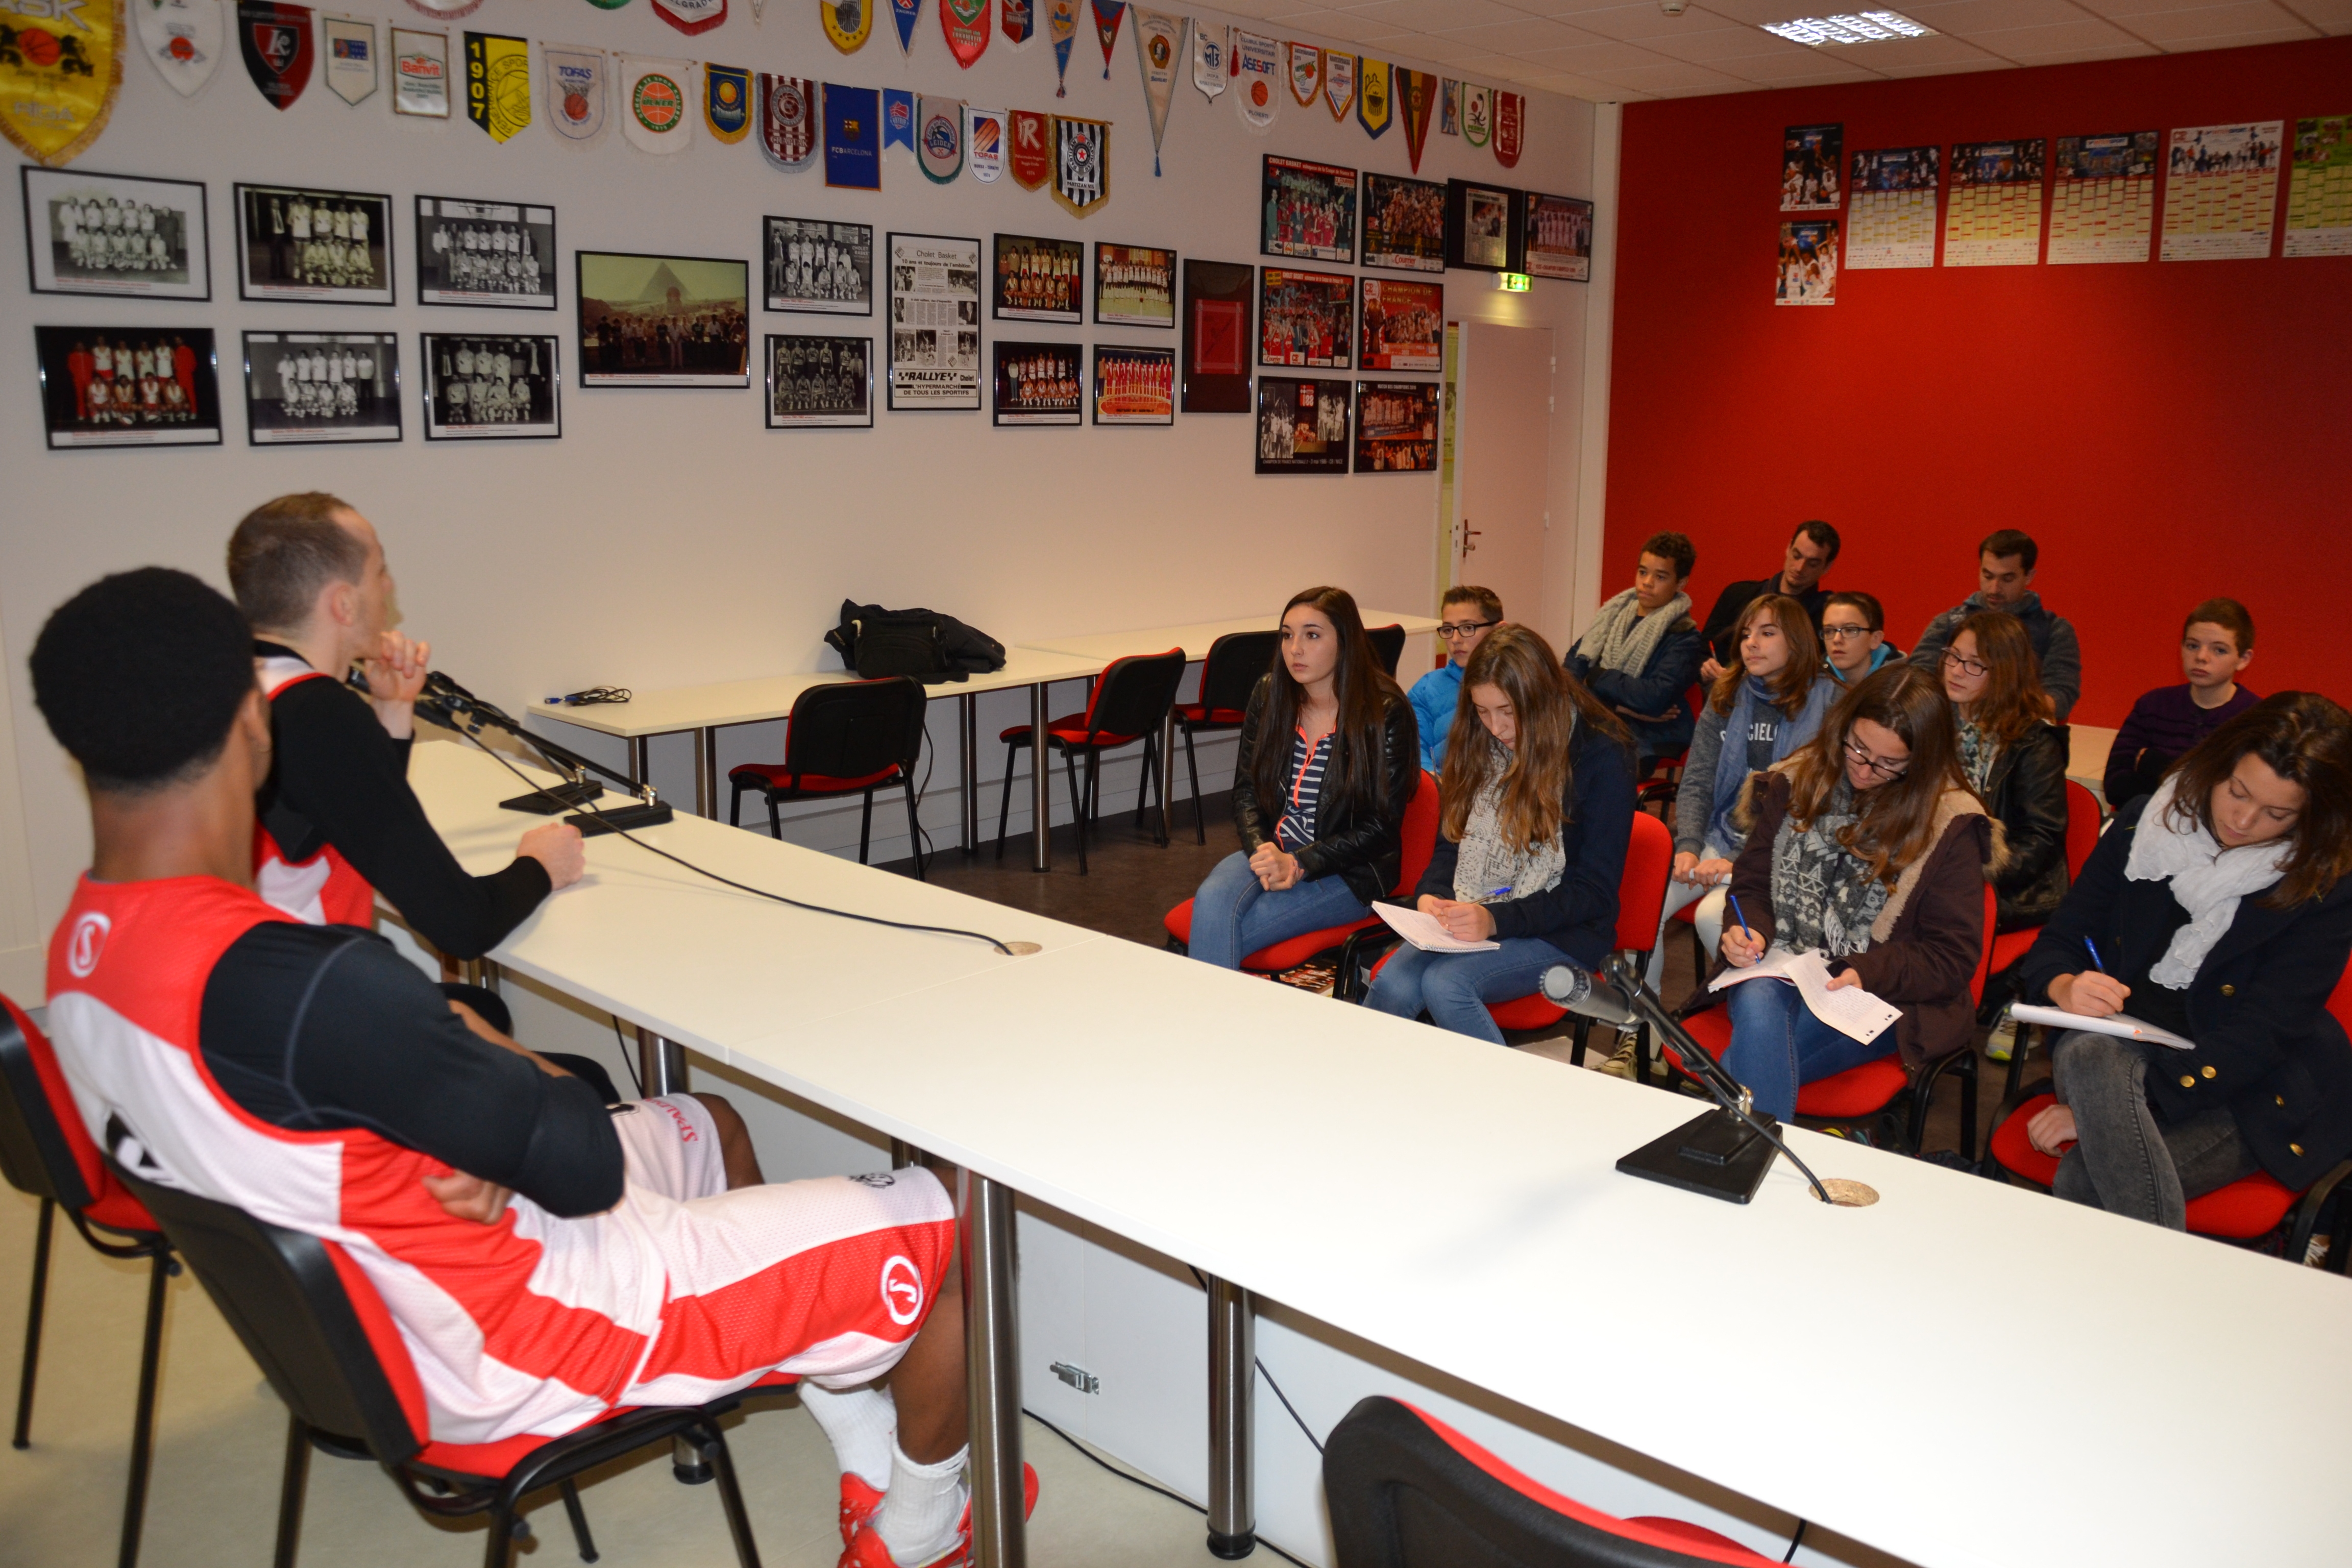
[1368, 623, 1407, 678]
[105, 1158, 773, 1568]
[728, 676, 930, 877]
[995, 648, 1187, 874]
[1325, 1395, 1785, 1567]
[2, 993, 175, 1568]
[1173, 629, 1281, 844]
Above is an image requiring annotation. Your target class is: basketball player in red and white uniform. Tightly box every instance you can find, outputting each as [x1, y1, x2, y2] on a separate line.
[33, 569, 1034, 1568]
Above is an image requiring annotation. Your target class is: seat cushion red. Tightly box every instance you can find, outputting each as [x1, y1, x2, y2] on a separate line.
[1990, 1093, 2064, 1187]
[728, 762, 899, 795]
[1166, 897, 1375, 971]
[998, 715, 1145, 749]
[1988, 926, 2039, 976]
[1174, 704, 1248, 726]
[1994, 1092, 2304, 1236]
[1795, 1057, 1908, 1119]
[1487, 994, 1567, 1031]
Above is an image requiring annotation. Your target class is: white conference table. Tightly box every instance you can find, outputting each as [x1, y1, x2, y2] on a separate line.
[1020, 608, 1443, 666]
[413, 739, 2351, 1568]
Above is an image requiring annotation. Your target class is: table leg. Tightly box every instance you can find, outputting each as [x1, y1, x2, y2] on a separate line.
[627, 736, 652, 794]
[1206, 1276, 1256, 1559]
[1029, 684, 1052, 873]
[696, 727, 719, 821]
[959, 693, 979, 855]
[635, 1027, 688, 1096]
[457, 957, 501, 994]
[1158, 709, 1177, 848]
[962, 1169, 1027, 1568]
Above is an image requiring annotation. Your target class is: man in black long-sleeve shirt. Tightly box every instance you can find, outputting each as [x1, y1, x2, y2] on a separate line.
[1696, 519, 1839, 683]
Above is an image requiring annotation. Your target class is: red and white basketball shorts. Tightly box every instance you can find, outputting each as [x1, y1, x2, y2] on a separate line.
[610, 1095, 729, 1203]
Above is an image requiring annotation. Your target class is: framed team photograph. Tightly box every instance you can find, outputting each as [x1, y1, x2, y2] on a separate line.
[422, 333, 561, 440]
[34, 325, 222, 448]
[1359, 172, 1444, 274]
[1093, 242, 1173, 328]
[22, 167, 209, 300]
[992, 340, 1083, 426]
[1444, 179, 1523, 273]
[1524, 193, 1593, 282]
[1353, 381, 1440, 473]
[766, 217, 873, 315]
[234, 183, 394, 305]
[576, 251, 750, 388]
[1261, 155, 1357, 264]
[1091, 345, 1173, 426]
[888, 232, 982, 410]
[1258, 267, 1354, 371]
[1255, 375, 1351, 475]
[765, 333, 873, 429]
[1180, 258, 1253, 414]
[243, 332, 402, 446]
[1358, 278, 1441, 372]
[414, 195, 557, 308]
[991, 233, 1083, 324]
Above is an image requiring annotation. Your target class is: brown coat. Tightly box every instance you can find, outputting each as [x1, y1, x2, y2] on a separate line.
[1726, 770, 1998, 1068]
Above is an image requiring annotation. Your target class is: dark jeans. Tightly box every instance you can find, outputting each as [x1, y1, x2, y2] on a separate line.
[2049, 1029, 2257, 1231]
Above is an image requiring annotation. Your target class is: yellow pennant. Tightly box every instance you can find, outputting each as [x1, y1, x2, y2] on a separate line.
[1, 0, 123, 166]
[463, 31, 531, 142]
[820, 0, 872, 52]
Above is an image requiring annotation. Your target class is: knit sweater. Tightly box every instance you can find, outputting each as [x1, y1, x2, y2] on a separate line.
[2101, 683, 2260, 807]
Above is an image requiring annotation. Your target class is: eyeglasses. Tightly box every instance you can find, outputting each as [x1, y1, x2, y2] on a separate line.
[1940, 649, 1991, 678]
[1437, 619, 1499, 640]
[1844, 737, 1909, 780]
[1821, 624, 1877, 641]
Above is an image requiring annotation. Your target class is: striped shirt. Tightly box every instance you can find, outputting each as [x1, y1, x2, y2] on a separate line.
[1274, 727, 1334, 852]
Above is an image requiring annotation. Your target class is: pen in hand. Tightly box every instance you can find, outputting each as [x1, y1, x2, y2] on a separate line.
[2084, 936, 2106, 972]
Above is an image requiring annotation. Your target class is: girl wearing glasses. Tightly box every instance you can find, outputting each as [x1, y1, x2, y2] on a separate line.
[1940, 611, 2071, 934]
[1364, 626, 1636, 1043]
[1717, 664, 1995, 1121]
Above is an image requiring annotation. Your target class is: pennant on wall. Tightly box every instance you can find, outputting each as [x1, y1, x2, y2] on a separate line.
[620, 54, 696, 154]
[2, 0, 121, 166]
[821, 0, 872, 52]
[1001, 0, 1031, 44]
[823, 81, 881, 189]
[918, 94, 964, 181]
[239, 1, 314, 112]
[760, 71, 818, 167]
[1493, 89, 1523, 168]
[1461, 82, 1490, 148]
[1356, 58, 1390, 139]
[138, 0, 226, 99]
[545, 42, 608, 146]
[391, 25, 448, 115]
[322, 13, 377, 105]
[652, 0, 728, 34]
[1008, 107, 1048, 187]
[1323, 52, 1354, 123]
[462, 30, 530, 142]
[404, 0, 483, 15]
[940, 0, 987, 66]
[1131, 8, 1181, 176]
[1050, 112, 1108, 216]
[1233, 29, 1276, 134]
[1088, 0, 1122, 80]
[1284, 41, 1318, 108]
[967, 105, 1003, 181]
[1046, 0, 1073, 95]
[881, 85, 914, 156]
[1398, 66, 1433, 173]
[890, 0, 919, 54]
[705, 61, 752, 141]
[1191, 21, 1224, 103]
[1440, 78, 1458, 136]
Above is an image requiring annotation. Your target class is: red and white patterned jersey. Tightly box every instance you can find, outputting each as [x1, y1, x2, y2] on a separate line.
[254, 653, 375, 927]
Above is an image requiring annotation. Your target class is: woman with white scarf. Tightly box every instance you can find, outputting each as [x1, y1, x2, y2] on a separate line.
[2013, 694, 2352, 1230]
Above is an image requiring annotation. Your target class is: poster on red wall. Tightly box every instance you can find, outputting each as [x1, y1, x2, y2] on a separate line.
[1781, 124, 1842, 211]
[2048, 132, 2158, 265]
[2284, 115, 2352, 257]
[2161, 121, 2283, 262]
[1845, 146, 1938, 269]
[1775, 219, 1836, 305]
[1944, 139, 2045, 266]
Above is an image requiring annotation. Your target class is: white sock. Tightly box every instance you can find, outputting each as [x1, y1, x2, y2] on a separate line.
[873, 1440, 968, 1564]
[799, 1380, 896, 1491]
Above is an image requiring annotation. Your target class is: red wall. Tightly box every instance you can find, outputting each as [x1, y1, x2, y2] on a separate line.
[1604, 38, 2351, 727]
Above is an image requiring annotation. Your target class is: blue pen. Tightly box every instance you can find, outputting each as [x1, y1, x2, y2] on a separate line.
[1486, 886, 1513, 898]
[2084, 936, 2107, 972]
[1727, 891, 1753, 945]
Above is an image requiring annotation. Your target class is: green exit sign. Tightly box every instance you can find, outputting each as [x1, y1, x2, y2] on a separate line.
[1496, 272, 1531, 292]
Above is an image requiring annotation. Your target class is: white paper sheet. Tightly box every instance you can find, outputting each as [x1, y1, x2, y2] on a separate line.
[1375, 901, 1500, 953]
[2011, 1004, 2195, 1051]
[1708, 946, 1900, 1045]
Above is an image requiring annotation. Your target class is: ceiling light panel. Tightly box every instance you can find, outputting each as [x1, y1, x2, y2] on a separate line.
[1761, 10, 1937, 44]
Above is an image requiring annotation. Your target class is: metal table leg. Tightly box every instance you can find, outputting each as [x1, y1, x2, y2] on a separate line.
[962, 1170, 1027, 1568]
[458, 957, 501, 994]
[1029, 684, 1052, 873]
[635, 1027, 688, 1096]
[627, 736, 652, 795]
[696, 726, 719, 821]
[959, 693, 979, 855]
[1207, 1276, 1257, 1559]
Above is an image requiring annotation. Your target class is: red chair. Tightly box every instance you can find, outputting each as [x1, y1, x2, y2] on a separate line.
[1173, 629, 1281, 844]
[994, 648, 1189, 874]
[1987, 778, 2106, 1097]
[1985, 959, 2352, 1269]
[727, 676, 929, 874]
[1325, 1394, 1785, 1567]
[1164, 771, 1440, 999]
[1664, 883, 1999, 1159]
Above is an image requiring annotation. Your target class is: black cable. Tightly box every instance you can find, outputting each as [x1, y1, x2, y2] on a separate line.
[1182, 1266, 1327, 1457]
[1785, 1517, 1808, 1562]
[1020, 1408, 1312, 1568]
[611, 1015, 645, 1100]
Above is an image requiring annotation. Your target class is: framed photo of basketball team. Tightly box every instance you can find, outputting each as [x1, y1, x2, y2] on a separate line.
[413, 195, 557, 309]
[233, 183, 395, 305]
[34, 325, 223, 449]
[765, 333, 873, 429]
[21, 167, 211, 300]
[765, 216, 873, 315]
[242, 331, 403, 445]
[422, 333, 562, 440]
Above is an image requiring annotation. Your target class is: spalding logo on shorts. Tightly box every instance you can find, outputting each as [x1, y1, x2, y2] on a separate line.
[880, 1254, 924, 1326]
[66, 912, 111, 978]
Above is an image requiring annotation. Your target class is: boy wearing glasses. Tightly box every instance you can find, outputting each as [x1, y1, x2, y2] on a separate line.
[1567, 531, 1706, 771]
[1410, 585, 1503, 769]
[1908, 528, 2082, 721]
[1821, 591, 1902, 685]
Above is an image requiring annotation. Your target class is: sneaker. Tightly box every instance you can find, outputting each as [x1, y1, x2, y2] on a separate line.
[2305, 1233, 2333, 1269]
[840, 1474, 886, 1547]
[838, 1463, 1038, 1568]
[1985, 1012, 2018, 1064]
[1598, 1035, 1639, 1080]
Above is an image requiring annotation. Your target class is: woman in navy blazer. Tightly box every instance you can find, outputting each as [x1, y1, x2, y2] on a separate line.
[2011, 693, 2352, 1229]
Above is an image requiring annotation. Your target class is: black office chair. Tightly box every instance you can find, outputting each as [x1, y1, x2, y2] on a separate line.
[2, 993, 175, 1568]
[1325, 1395, 1784, 1567]
[728, 676, 930, 877]
[1172, 630, 1280, 844]
[996, 648, 1188, 873]
[106, 1158, 773, 1568]
[1368, 623, 1407, 679]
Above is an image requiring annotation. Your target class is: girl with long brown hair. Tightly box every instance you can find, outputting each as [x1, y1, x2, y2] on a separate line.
[1362, 626, 1636, 1043]
[2013, 693, 2352, 1231]
[1716, 662, 1995, 1120]
[1186, 586, 1419, 969]
[1941, 609, 2070, 933]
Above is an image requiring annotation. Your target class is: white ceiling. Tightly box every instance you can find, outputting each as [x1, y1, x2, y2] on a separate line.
[1208, 0, 2346, 101]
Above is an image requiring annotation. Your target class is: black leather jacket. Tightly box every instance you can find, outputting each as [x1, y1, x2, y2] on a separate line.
[1981, 720, 2069, 932]
[1231, 674, 1420, 904]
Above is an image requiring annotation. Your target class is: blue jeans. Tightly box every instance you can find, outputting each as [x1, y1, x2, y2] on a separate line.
[1187, 851, 1371, 970]
[1720, 978, 1893, 1122]
[1363, 939, 1577, 1046]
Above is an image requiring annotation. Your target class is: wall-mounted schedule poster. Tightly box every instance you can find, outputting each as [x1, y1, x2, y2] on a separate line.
[1943, 140, 2044, 267]
[2048, 133, 2158, 264]
[1843, 146, 1936, 270]
[2285, 116, 2352, 258]
[2161, 121, 2284, 262]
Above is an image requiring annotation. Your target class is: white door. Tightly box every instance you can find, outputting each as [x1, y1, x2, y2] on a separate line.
[1451, 321, 1554, 630]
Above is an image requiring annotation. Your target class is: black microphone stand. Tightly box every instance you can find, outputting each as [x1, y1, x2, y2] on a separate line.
[391, 671, 674, 836]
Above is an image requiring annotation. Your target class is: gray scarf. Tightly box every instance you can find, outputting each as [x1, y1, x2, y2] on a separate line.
[1956, 718, 1999, 794]
[1769, 778, 1892, 958]
[1576, 587, 1692, 676]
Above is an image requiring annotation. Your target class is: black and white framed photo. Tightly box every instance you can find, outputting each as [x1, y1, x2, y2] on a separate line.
[1092, 242, 1173, 327]
[992, 340, 1083, 426]
[35, 326, 222, 449]
[991, 233, 1083, 324]
[576, 251, 750, 387]
[243, 332, 402, 445]
[765, 333, 872, 428]
[22, 167, 209, 300]
[887, 232, 981, 410]
[234, 183, 394, 304]
[1091, 345, 1173, 426]
[422, 333, 560, 440]
[765, 217, 873, 315]
[1255, 375, 1352, 475]
[414, 196, 556, 308]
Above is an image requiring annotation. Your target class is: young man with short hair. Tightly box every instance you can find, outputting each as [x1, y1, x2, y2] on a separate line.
[1696, 519, 1838, 683]
[2101, 598, 2259, 807]
[1409, 584, 1502, 770]
[1908, 528, 2082, 721]
[1820, 591, 1902, 685]
[1566, 531, 1705, 769]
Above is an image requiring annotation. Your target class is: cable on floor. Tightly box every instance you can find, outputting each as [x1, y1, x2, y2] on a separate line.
[1021, 1408, 1311, 1568]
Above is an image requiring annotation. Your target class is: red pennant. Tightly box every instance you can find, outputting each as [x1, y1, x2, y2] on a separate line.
[1400, 68, 1434, 174]
[238, 1, 315, 111]
[942, 0, 990, 66]
[1090, 0, 1123, 79]
[1009, 108, 1050, 189]
[1494, 90, 1524, 169]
